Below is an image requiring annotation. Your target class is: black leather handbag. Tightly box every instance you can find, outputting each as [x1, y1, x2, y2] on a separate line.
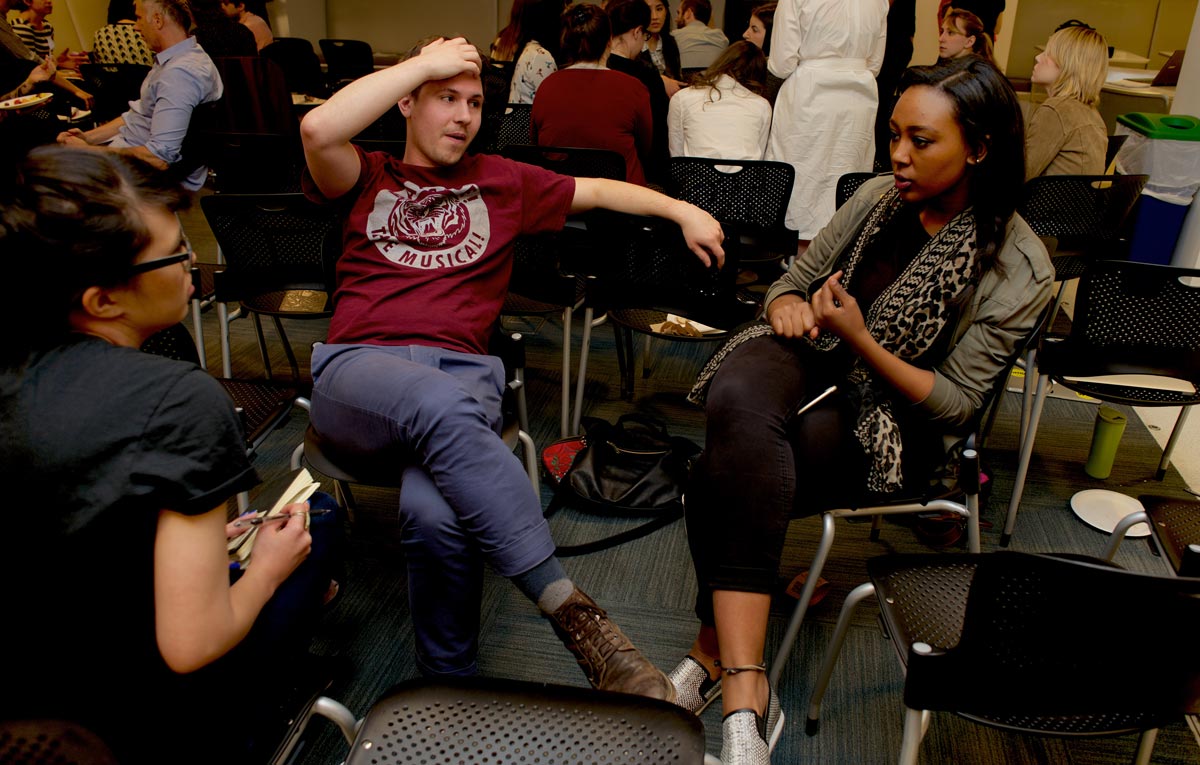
[543, 414, 700, 556]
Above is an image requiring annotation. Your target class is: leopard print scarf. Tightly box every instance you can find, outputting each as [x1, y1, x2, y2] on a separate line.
[813, 187, 979, 492]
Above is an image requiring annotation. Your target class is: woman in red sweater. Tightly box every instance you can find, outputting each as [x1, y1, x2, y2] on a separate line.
[531, 2, 654, 185]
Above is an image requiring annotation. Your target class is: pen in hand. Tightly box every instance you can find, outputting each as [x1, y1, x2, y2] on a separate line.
[796, 385, 838, 417]
[232, 507, 333, 528]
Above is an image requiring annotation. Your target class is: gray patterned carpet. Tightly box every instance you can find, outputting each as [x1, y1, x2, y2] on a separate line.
[181, 199, 1200, 765]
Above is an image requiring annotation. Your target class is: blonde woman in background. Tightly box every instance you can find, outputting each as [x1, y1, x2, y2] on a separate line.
[1026, 23, 1108, 179]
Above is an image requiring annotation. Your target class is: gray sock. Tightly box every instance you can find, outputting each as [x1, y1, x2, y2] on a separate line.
[510, 554, 574, 613]
[536, 578, 576, 614]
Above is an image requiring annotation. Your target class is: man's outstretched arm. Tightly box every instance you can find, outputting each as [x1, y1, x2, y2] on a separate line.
[571, 177, 725, 267]
[301, 37, 481, 200]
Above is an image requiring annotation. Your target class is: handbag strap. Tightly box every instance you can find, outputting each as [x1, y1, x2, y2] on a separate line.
[544, 493, 684, 557]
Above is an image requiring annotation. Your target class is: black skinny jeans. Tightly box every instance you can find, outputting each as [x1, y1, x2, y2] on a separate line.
[685, 333, 938, 626]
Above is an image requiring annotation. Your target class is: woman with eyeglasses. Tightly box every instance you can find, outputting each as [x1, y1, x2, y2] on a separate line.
[1026, 23, 1108, 179]
[0, 146, 340, 765]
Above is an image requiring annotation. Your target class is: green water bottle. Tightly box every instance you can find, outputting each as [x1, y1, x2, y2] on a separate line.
[1084, 405, 1127, 480]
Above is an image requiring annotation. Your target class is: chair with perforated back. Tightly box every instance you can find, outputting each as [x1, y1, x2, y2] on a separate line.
[302, 676, 706, 765]
[1004, 260, 1200, 546]
[261, 37, 326, 97]
[478, 104, 533, 154]
[581, 210, 755, 405]
[835, 171, 883, 210]
[319, 38, 375, 89]
[665, 157, 795, 267]
[200, 193, 341, 381]
[78, 62, 150, 124]
[499, 144, 626, 436]
[1105, 494, 1200, 577]
[804, 551, 1200, 765]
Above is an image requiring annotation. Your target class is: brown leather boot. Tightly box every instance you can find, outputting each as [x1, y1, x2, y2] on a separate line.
[547, 588, 676, 702]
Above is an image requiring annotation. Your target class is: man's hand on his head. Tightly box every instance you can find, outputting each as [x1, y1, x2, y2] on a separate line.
[415, 37, 482, 82]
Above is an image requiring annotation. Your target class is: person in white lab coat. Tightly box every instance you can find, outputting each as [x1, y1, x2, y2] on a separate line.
[765, 0, 887, 254]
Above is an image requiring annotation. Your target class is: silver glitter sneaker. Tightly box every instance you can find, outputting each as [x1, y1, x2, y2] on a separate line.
[667, 655, 722, 714]
[720, 709, 771, 765]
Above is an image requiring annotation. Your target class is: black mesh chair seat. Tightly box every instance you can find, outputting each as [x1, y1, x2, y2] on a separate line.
[1048, 379, 1200, 406]
[1019, 175, 1148, 254]
[239, 289, 333, 317]
[335, 677, 705, 765]
[806, 552, 1200, 762]
[503, 275, 585, 315]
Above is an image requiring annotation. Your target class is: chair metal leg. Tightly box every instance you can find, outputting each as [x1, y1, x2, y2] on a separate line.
[1003, 373, 1051, 547]
[272, 315, 301, 381]
[237, 490, 249, 513]
[1019, 347, 1036, 450]
[1133, 728, 1159, 765]
[252, 313, 273, 379]
[290, 442, 304, 471]
[517, 429, 539, 495]
[571, 306, 594, 436]
[1104, 510, 1150, 561]
[898, 707, 926, 765]
[1156, 406, 1193, 480]
[805, 581, 876, 734]
[770, 512, 837, 687]
[560, 306, 572, 438]
[191, 297, 207, 370]
[219, 302, 234, 378]
[642, 334, 653, 379]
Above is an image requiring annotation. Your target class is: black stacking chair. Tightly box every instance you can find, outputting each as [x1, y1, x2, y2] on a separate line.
[582, 210, 754, 403]
[805, 551, 1200, 765]
[261, 37, 326, 97]
[302, 677, 706, 765]
[200, 193, 341, 381]
[319, 38, 374, 89]
[77, 62, 150, 123]
[665, 157, 795, 267]
[293, 331, 538, 521]
[1004, 261, 1200, 545]
[499, 144, 625, 436]
[1105, 494, 1200, 576]
[835, 171, 884, 210]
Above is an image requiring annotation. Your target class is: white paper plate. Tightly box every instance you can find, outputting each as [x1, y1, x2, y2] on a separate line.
[1070, 489, 1150, 537]
[0, 92, 53, 110]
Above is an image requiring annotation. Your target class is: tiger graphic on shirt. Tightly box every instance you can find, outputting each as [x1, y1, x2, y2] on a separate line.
[366, 181, 491, 269]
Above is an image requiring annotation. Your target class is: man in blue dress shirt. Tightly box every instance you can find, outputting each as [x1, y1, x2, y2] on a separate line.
[56, 0, 222, 191]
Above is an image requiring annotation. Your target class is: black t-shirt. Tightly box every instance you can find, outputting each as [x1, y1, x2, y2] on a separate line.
[0, 335, 257, 762]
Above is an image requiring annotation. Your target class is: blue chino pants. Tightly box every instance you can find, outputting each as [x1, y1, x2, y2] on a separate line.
[310, 343, 556, 675]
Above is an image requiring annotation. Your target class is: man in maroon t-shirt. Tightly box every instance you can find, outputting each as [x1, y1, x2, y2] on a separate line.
[301, 37, 723, 699]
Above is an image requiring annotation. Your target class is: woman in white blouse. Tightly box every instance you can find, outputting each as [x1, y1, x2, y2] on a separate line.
[667, 41, 772, 160]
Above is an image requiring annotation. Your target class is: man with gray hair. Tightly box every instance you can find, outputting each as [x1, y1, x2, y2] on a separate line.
[56, 0, 222, 191]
